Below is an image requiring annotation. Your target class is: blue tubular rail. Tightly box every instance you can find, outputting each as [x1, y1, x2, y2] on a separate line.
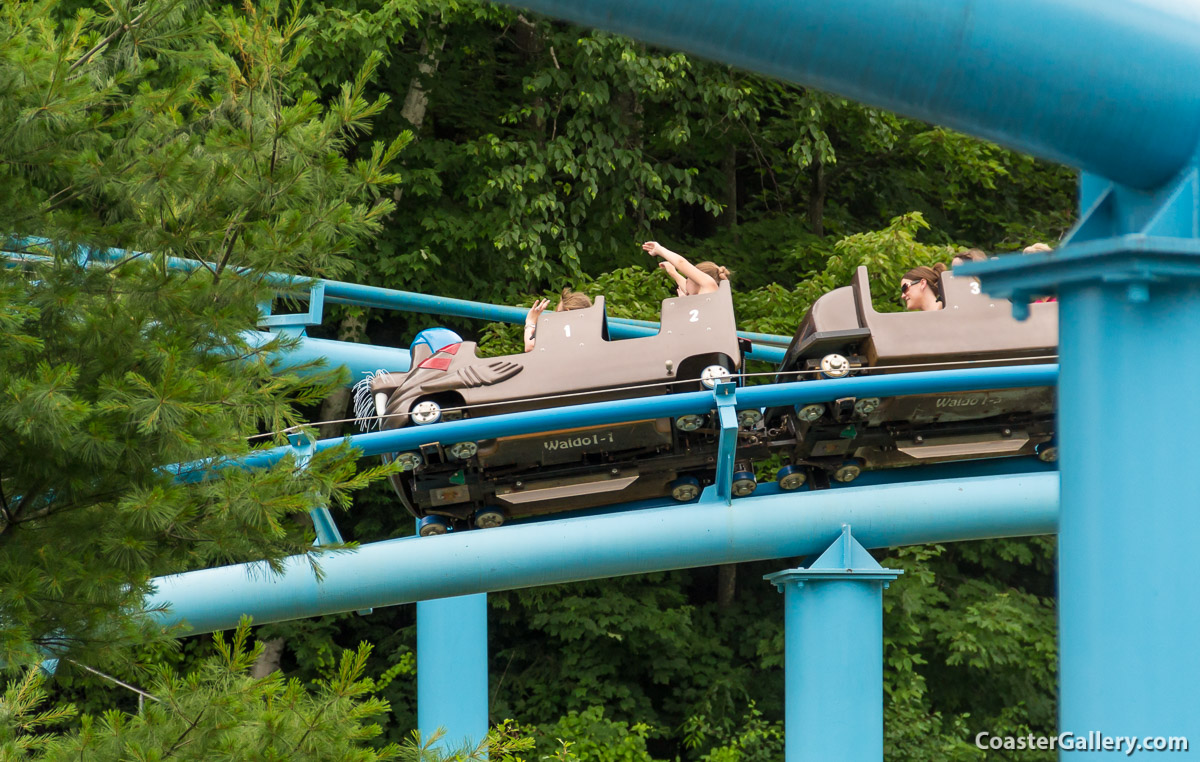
[314, 279, 788, 362]
[4, 244, 793, 360]
[147, 468, 1058, 634]
[174, 364, 1058, 479]
[239, 330, 412, 379]
[500, 0, 1200, 190]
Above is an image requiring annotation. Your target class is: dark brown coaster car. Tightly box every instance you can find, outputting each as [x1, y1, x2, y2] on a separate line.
[773, 266, 1058, 486]
[356, 283, 748, 533]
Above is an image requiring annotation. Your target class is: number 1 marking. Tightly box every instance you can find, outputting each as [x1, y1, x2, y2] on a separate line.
[563, 324, 571, 337]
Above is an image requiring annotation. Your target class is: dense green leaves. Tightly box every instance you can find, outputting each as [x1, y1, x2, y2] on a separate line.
[2, 623, 401, 761]
[0, 0, 400, 669]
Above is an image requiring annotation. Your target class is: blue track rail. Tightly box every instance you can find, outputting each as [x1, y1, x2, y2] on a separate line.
[149, 464, 1057, 635]
[150, 361, 1059, 634]
[169, 363, 1057, 481]
[3, 243, 790, 361]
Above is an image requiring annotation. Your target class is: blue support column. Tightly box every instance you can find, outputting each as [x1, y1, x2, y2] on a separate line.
[967, 161, 1200, 755]
[417, 596, 489, 751]
[1057, 276, 1200, 752]
[765, 526, 901, 762]
[416, 510, 488, 753]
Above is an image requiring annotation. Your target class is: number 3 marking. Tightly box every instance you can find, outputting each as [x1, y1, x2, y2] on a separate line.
[689, 309, 699, 323]
[970, 281, 981, 295]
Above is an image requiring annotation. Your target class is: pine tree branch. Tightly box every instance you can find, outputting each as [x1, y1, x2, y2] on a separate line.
[162, 706, 207, 758]
[70, 12, 147, 73]
[65, 659, 161, 703]
[0, 487, 128, 540]
[10, 504, 51, 526]
[214, 213, 247, 276]
[41, 185, 81, 214]
[0, 485, 46, 537]
[0, 468, 11, 519]
[290, 690, 343, 754]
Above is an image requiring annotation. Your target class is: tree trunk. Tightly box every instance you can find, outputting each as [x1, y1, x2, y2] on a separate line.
[400, 37, 444, 131]
[250, 637, 286, 678]
[514, 15, 548, 142]
[808, 158, 827, 237]
[721, 144, 738, 237]
[717, 563, 737, 609]
[394, 32, 445, 203]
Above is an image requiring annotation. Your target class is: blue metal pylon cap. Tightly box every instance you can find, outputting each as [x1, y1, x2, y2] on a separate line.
[764, 525, 902, 590]
[957, 163, 1200, 316]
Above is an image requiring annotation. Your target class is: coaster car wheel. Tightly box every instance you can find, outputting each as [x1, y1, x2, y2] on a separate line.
[1036, 441, 1058, 462]
[776, 465, 807, 491]
[700, 365, 733, 389]
[411, 399, 442, 426]
[669, 475, 702, 502]
[418, 515, 453, 537]
[833, 460, 863, 483]
[731, 470, 758, 497]
[474, 508, 506, 529]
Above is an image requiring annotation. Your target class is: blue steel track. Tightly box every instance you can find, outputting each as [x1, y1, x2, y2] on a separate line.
[151, 361, 1059, 633]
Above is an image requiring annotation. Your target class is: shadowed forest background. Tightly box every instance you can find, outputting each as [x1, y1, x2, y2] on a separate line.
[0, 1, 1070, 759]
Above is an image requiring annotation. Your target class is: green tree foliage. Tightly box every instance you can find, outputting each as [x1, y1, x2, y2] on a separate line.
[0, 0, 402, 669]
[1, 623, 400, 761]
[297, 0, 1072, 312]
[533, 707, 657, 762]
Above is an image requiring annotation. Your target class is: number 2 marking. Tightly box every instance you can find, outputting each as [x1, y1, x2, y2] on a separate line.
[563, 324, 571, 337]
[689, 309, 699, 323]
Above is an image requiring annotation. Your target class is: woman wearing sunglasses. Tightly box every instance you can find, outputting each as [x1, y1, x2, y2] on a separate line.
[899, 263, 947, 311]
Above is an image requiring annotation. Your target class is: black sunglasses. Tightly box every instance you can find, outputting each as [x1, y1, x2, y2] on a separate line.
[900, 282, 911, 295]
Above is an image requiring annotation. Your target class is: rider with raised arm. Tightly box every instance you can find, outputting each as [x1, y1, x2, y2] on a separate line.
[524, 288, 592, 351]
[642, 241, 731, 296]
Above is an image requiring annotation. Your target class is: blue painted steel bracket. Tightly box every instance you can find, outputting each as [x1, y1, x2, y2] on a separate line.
[259, 280, 326, 328]
[289, 433, 371, 616]
[961, 156, 1200, 748]
[287, 432, 345, 548]
[709, 381, 739, 503]
[764, 525, 903, 589]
